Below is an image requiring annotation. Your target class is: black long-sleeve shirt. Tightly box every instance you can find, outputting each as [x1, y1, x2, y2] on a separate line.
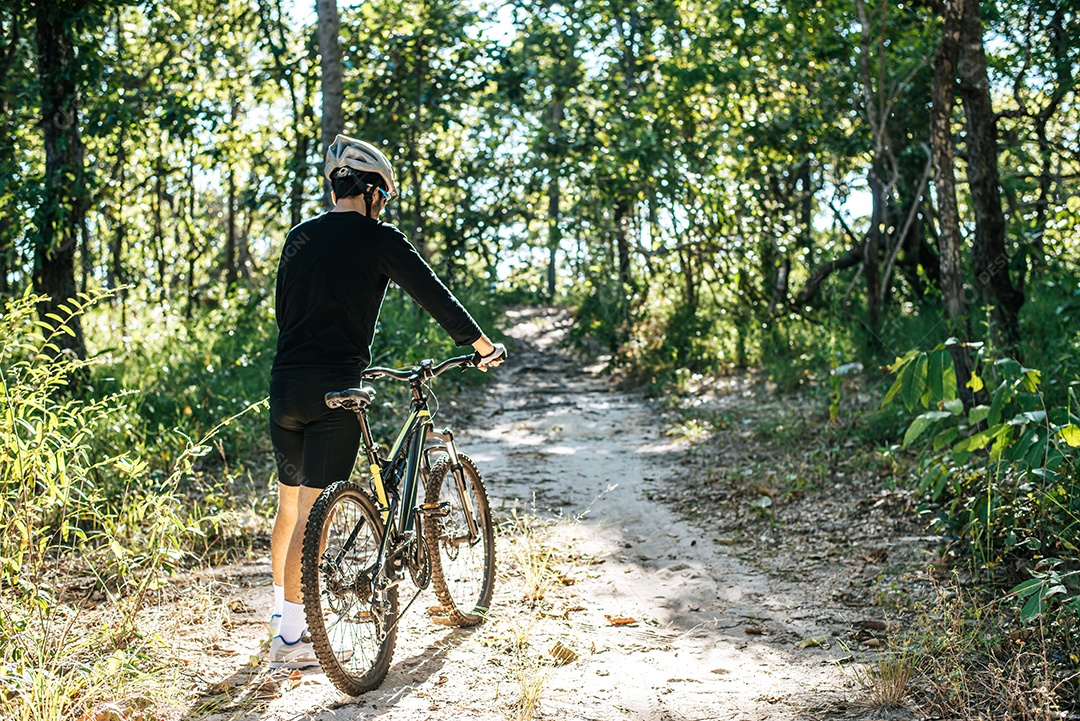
[272, 211, 482, 373]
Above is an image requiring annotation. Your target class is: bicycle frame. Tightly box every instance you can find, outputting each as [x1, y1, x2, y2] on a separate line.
[351, 356, 481, 589]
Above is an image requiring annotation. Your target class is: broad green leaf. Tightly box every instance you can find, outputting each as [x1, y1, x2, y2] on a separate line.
[1009, 425, 1039, 462]
[943, 398, 964, 415]
[990, 427, 1013, 461]
[943, 363, 958, 400]
[1043, 584, 1068, 600]
[989, 382, 1008, 426]
[969, 405, 990, 425]
[955, 423, 1007, 453]
[928, 350, 946, 402]
[966, 371, 984, 393]
[1009, 410, 1047, 426]
[933, 427, 960, 451]
[1010, 577, 1044, 599]
[995, 358, 1023, 377]
[882, 372, 905, 408]
[888, 349, 921, 373]
[1021, 589, 1046, 622]
[1059, 425, 1080, 447]
[902, 353, 929, 412]
[1022, 368, 1041, 392]
[904, 411, 953, 447]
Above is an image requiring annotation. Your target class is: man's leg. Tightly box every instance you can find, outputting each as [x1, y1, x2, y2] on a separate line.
[271, 484, 299, 614]
[276, 485, 321, 643]
[276, 400, 362, 650]
[269, 402, 305, 633]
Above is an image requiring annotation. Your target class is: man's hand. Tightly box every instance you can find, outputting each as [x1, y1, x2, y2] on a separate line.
[471, 335, 507, 372]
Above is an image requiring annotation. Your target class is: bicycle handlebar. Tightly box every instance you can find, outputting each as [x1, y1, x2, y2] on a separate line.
[363, 353, 477, 383]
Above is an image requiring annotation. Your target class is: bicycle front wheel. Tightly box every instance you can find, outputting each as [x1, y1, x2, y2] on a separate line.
[302, 481, 398, 695]
[423, 454, 495, 627]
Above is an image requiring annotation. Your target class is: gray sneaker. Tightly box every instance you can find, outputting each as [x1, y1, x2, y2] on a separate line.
[268, 634, 318, 669]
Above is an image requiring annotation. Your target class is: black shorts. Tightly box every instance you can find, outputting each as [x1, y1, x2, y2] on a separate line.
[269, 368, 364, 489]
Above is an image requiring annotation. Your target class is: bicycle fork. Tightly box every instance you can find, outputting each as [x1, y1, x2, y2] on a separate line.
[427, 426, 480, 543]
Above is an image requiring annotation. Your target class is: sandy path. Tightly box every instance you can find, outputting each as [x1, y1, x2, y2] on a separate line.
[195, 308, 859, 721]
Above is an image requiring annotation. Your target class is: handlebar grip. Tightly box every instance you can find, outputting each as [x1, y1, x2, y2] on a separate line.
[473, 344, 507, 367]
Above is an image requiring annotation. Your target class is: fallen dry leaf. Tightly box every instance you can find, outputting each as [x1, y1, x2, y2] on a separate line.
[208, 643, 237, 656]
[227, 598, 251, 613]
[434, 675, 448, 686]
[795, 636, 829, 649]
[744, 626, 766, 635]
[255, 680, 280, 699]
[76, 702, 125, 721]
[605, 615, 638, 626]
[711, 668, 730, 675]
[206, 681, 232, 694]
[549, 641, 578, 665]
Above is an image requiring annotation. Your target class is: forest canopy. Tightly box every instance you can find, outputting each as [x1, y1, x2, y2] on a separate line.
[2, 0, 1076, 381]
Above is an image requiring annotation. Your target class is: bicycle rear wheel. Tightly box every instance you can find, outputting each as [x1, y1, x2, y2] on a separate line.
[302, 481, 397, 695]
[423, 454, 495, 627]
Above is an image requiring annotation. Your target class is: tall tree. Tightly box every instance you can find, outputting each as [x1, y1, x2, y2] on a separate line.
[32, 2, 91, 359]
[317, 0, 343, 209]
[930, 0, 977, 406]
[957, 0, 1024, 348]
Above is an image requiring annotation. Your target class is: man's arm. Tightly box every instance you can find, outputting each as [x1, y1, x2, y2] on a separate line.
[377, 231, 483, 346]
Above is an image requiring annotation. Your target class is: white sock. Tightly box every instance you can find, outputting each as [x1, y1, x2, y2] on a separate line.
[273, 584, 284, 617]
[279, 600, 305, 644]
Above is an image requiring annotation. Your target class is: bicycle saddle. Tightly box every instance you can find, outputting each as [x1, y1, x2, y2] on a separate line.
[324, 387, 376, 410]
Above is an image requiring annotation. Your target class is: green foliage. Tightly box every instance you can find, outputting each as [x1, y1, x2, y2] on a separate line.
[0, 291, 271, 719]
[0, 291, 267, 595]
[884, 341, 1080, 619]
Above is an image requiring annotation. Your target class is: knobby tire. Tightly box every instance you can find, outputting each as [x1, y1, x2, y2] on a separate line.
[423, 454, 495, 627]
[301, 481, 398, 695]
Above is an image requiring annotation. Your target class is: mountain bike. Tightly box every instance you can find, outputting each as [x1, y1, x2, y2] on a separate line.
[300, 354, 497, 695]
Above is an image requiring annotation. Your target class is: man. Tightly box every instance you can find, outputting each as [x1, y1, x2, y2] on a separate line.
[267, 134, 505, 668]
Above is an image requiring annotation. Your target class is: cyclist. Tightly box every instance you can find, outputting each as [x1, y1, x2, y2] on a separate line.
[267, 134, 506, 668]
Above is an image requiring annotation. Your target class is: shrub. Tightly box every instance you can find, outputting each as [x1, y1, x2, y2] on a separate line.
[884, 341, 1080, 613]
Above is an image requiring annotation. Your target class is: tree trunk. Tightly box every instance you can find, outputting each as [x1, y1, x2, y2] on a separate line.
[0, 212, 12, 296]
[1033, 7, 1070, 262]
[153, 156, 166, 299]
[291, 123, 310, 227]
[408, 30, 427, 260]
[614, 200, 633, 296]
[931, 0, 976, 407]
[225, 166, 238, 289]
[108, 131, 125, 293]
[32, 3, 88, 359]
[409, 151, 425, 259]
[185, 147, 199, 318]
[797, 159, 813, 261]
[957, 0, 1023, 349]
[864, 164, 885, 330]
[316, 0, 343, 209]
[545, 93, 564, 300]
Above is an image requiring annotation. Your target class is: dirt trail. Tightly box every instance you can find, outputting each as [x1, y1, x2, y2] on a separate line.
[193, 308, 875, 721]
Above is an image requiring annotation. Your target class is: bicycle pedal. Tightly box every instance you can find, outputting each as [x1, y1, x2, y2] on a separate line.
[418, 501, 451, 518]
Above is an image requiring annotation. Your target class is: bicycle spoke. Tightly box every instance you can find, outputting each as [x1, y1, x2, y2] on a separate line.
[424, 454, 495, 627]
[302, 482, 398, 696]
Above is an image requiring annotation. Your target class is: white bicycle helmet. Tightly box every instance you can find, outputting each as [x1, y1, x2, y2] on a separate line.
[324, 134, 398, 200]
